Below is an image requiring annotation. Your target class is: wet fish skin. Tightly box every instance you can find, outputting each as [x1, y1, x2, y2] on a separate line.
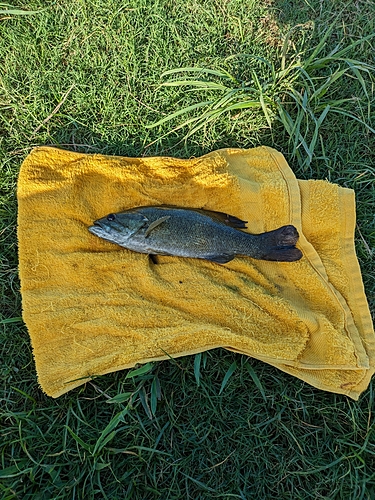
[88, 206, 302, 263]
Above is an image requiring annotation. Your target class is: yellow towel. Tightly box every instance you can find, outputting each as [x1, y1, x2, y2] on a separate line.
[17, 146, 375, 399]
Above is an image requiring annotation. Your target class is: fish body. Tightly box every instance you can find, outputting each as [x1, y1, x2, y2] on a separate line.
[88, 206, 302, 263]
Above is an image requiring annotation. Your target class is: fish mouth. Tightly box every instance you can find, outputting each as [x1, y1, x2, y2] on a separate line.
[88, 221, 106, 236]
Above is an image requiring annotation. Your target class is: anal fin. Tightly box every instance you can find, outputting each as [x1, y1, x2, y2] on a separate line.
[149, 254, 159, 264]
[206, 254, 234, 264]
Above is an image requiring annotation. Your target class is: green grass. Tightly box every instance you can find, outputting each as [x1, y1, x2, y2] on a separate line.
[1, 0, 375, 498]
[149, 29, 375, 169]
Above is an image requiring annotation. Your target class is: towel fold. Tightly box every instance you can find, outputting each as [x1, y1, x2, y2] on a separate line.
[17, 146, 375, 399]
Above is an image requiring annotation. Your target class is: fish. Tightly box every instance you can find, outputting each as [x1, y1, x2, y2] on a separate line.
[88, 206, 303, 263]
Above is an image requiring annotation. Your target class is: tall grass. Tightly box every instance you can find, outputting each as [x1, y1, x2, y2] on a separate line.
[150, 24, 375, 169]
[0, 3, 41, 15]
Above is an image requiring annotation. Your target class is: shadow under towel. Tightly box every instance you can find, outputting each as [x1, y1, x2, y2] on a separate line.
[17, 146, 375, 399]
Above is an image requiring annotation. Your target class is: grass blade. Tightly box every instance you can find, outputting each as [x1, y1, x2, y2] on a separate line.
[125, 363, 154, 379]
[345, 61, 369, 99]
[281, 24, 308, 71]
[259, 93, 273, 128]
[303, 22, 336, 66]
[183, 106, 232, 138]
[0, 6, 41, 15]
[92, 408, 129, 455]
[0, 463, 33, 479]
[329, 108, 375, 133]
[224, 100, 261, 111]
[0, 316, 23, 324]
[311, 68, 348, 100]
[194, 353, 202, 387]
[139, 386, 153, 420]
[306, 105, 330, 165]
[106, 392, 133, 404]
[211, 89, 241, 110]
[161, 66, 236, 81]
[147, 101, 212, 128]
[316, 104, 331, 126]
[324, 32, 375, 61]
[245, 363, 267, 402]
[219, 361, 237, 395]
[161, 80, 229, 91]
[65, 426, 92, 452]
[150, 376, 160, 416]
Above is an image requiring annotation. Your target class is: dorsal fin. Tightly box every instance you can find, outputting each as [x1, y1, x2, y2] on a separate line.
[206, 253, 235, 263]
[198, 209, 247, 228]
[157, 205, 247, 229]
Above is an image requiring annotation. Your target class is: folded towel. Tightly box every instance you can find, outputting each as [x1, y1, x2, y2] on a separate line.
[17, 146, 375, 399]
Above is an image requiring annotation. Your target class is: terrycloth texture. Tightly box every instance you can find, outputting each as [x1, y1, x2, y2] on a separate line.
[17, 146, 375, 399]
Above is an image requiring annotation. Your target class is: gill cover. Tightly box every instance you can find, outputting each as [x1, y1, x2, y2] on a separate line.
[88, 210, 148, 242]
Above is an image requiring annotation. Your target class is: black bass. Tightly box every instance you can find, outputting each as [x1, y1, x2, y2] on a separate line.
[88, 206, 302, 263]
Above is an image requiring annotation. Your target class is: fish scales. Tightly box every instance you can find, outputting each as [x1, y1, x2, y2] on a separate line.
[88, 206, 302, 263]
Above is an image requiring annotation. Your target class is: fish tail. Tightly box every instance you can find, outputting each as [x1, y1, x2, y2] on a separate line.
[256, 225, 303, 262]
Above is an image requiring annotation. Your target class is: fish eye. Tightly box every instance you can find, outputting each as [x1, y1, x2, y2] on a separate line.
[107, 213, 116, 221]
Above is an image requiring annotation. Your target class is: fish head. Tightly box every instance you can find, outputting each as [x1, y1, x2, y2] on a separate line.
[88, 211, 148, 245]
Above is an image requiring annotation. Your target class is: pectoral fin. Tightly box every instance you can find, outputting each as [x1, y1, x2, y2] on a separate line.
[145, 216, 171, 237]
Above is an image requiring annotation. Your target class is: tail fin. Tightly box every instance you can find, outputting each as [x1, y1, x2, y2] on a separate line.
[260, 225, 303, 262]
